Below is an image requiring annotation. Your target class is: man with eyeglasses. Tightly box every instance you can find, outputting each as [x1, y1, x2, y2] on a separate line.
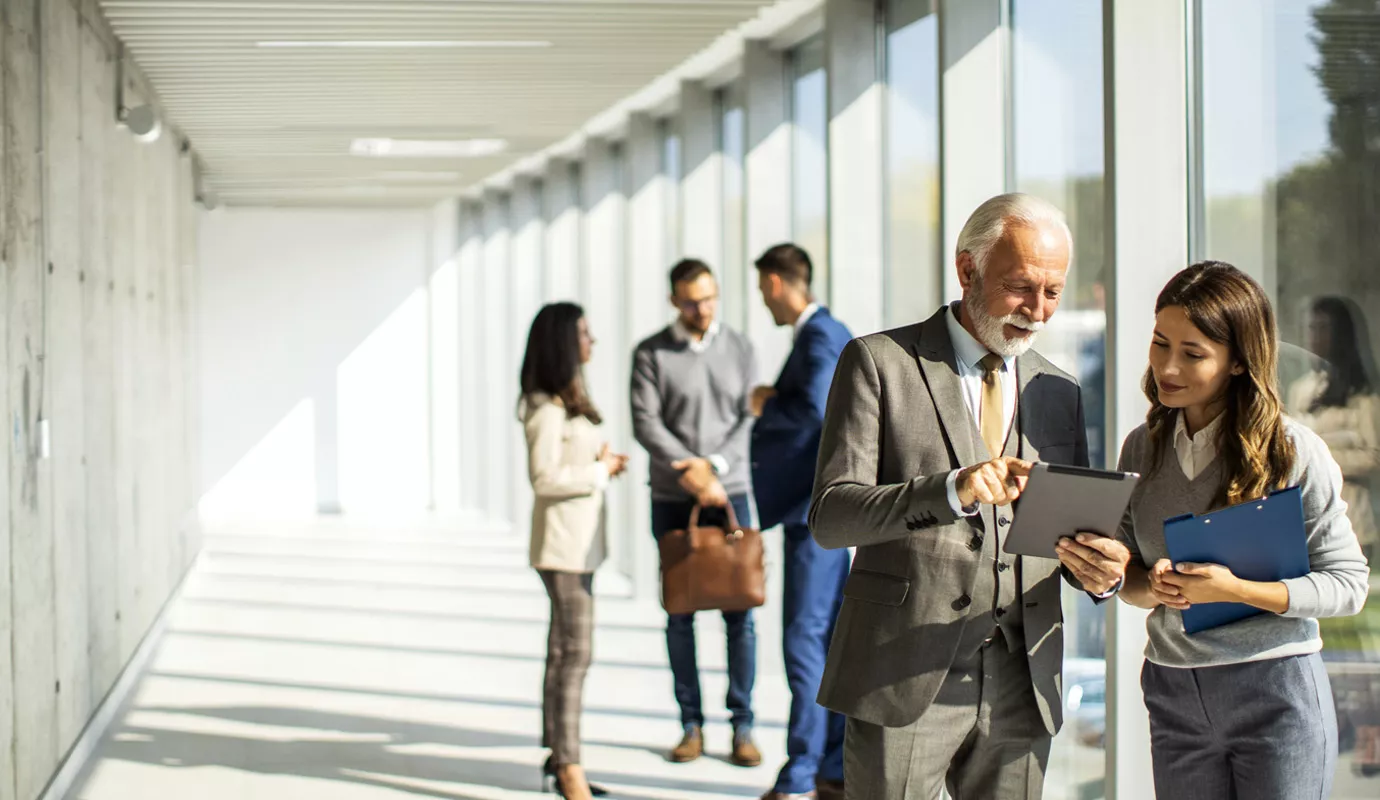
[631, 258, 761, 768]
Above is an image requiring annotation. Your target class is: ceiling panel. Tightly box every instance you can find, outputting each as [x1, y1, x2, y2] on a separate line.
[99, 0, 777, 207]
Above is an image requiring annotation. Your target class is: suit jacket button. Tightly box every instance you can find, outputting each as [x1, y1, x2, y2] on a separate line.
[998, 562, 1010, 572]
[953, 594, 972, 611]
[999, 517, 1010, 528]
[995, 608, 1006, 619]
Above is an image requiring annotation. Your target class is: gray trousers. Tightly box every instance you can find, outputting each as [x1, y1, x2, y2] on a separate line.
[844, 634, 1051, 800]
[539, 570, 595, 766]
[1142, 653, 1337, 800]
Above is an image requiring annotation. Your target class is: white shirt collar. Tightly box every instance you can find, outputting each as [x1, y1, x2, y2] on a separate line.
[945, 303, 1015, 375]
[1173, 409, 1224, 480]
[793, 303, 822, 341]
[1174, 409, 1224, 450]
[672, 319, 720, 353]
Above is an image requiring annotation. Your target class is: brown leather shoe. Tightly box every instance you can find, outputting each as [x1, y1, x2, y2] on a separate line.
[730, 731, 762, 767]
[815, 779, 845, 800]
[668, 726, 703, 763]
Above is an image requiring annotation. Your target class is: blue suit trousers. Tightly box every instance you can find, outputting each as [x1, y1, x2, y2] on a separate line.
[774, 522, 850, 793]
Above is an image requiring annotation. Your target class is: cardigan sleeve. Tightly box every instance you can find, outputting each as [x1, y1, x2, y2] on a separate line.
[1280, 423, 1371, 619]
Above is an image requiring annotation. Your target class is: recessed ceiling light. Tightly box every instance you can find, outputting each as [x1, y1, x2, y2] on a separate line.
[351, 138, 508, 158]
[257, 40, 552, 49]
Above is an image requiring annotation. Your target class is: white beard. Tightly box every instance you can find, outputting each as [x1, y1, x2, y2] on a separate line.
[964, 290, 1043, 357]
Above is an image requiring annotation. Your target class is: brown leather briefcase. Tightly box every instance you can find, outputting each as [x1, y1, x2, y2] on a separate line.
[659, 504, 766, 615]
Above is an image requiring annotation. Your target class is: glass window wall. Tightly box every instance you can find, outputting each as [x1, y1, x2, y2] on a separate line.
[1012, 1, 1110, 796]
[1199, 2, 1380, 792]
[721, 84, 748, 331]
[884, 0, 941, 328]
[792, 35, 830, 302]
[661, 118, 682, 264]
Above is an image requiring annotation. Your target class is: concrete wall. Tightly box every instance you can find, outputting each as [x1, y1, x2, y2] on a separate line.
[198, 207, 447, 519]
[0, 1, 202, 798]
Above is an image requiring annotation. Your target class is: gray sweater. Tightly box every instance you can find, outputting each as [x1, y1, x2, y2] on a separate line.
[1117, 417, 1371, 668]
[631, 325, 757, 502]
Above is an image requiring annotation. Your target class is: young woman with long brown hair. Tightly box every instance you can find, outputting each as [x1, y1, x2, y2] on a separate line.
[519, 302, 628, 800]
[1113, 262, 1370, 798]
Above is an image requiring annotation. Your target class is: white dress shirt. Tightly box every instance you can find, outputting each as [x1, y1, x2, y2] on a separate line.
[672, 319, 721, 354]
[942, 304, 1017, 515]
[1174, 410, 1224, 480]
[793, 302, 822, 341]
[937, 306, 1119, 597]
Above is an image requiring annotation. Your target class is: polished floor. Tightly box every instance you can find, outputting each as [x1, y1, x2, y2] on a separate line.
[67, 515, 791, 800]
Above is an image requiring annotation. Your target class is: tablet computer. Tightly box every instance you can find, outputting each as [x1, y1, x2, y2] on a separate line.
[1002, 462, 1140, 558]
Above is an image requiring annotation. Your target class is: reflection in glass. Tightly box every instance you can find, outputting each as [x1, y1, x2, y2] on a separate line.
[792, 36, 829, 303]
[1012, 1, 1108, 797]
[1200, 0, 1380, 791]
[884, 0, 940, 328]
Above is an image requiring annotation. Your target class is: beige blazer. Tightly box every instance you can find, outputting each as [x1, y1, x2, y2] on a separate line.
[523, 393, 609, 573]
[1289, 373, 1380, 548]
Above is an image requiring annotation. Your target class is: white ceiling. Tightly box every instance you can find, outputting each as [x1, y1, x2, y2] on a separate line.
[98, 0, 783, 207]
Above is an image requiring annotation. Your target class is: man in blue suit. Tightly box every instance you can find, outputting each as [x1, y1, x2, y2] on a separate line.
[749, 244, 853, 800]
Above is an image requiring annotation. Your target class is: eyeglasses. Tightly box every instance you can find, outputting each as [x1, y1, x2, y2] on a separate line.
[676, 295, 719, 312]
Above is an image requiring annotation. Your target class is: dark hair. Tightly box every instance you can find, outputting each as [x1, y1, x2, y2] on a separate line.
[754, 243, 813, 288]
[519, 302, 601, 424]
[1142, 261, 1295, 508]
[669, 258, 713, 294]
[1308, 295, 1375, 411]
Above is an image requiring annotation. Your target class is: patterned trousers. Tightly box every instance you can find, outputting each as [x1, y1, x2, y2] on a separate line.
[539, 569, 595, 766]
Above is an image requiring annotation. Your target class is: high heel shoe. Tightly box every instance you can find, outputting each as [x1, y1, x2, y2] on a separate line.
[549, 769, 595, 800]
[543, 756, 609, 797]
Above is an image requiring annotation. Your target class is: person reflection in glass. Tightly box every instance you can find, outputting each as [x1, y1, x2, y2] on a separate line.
[1288, 295, 1380, 779]
[1288, 296, 1380, 563]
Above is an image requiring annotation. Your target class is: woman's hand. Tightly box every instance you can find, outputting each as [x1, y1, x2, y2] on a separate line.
[1158, 561, 1243, 605]
[1161, 561, 1292, 613]
[598, 445, 628, 478]
[1147, 558, 1192, 610]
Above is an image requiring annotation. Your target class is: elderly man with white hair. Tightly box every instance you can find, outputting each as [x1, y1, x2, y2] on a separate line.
[807, 193, 1131, 800]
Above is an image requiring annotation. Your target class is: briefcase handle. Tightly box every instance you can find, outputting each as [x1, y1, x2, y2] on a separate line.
[688, 503, 744, 537]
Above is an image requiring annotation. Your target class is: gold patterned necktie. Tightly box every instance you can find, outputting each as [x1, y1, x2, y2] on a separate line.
[979, 353, 1005, 458]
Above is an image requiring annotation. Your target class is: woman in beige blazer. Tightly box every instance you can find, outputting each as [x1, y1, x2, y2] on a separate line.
[1288, 296, 1380, 557]
[519, 302, 627, 800]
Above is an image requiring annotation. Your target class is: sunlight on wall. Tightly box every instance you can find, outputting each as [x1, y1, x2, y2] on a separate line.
[200, 399, 317, 521]
[430, 258, 462, 513]
[337, 288, 431, 513]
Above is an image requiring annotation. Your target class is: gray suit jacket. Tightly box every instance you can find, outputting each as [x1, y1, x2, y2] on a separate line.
[809, 308, 1089, 734]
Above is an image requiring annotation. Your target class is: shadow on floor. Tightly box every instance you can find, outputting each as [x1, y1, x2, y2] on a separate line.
[72, 707, 763, 800]
[145, 672, 787, 731]
[161, 628, 713, 674]
[194, 571, 557, 598]
[203, 549, 537, 574]
[177, 597, 669, 634]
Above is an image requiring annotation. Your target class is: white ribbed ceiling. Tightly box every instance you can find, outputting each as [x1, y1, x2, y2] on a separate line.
[99, 0, 780, 207]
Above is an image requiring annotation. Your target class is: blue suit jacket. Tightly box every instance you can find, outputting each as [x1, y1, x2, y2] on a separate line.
[750, 307, 853, 529]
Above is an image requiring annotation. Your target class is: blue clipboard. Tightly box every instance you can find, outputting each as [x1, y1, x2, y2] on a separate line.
[1161, 486, 1310, 634]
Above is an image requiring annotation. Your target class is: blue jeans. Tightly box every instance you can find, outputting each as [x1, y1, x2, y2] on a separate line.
[652, 495, 757, 731]
[775, 522, 849, 793]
